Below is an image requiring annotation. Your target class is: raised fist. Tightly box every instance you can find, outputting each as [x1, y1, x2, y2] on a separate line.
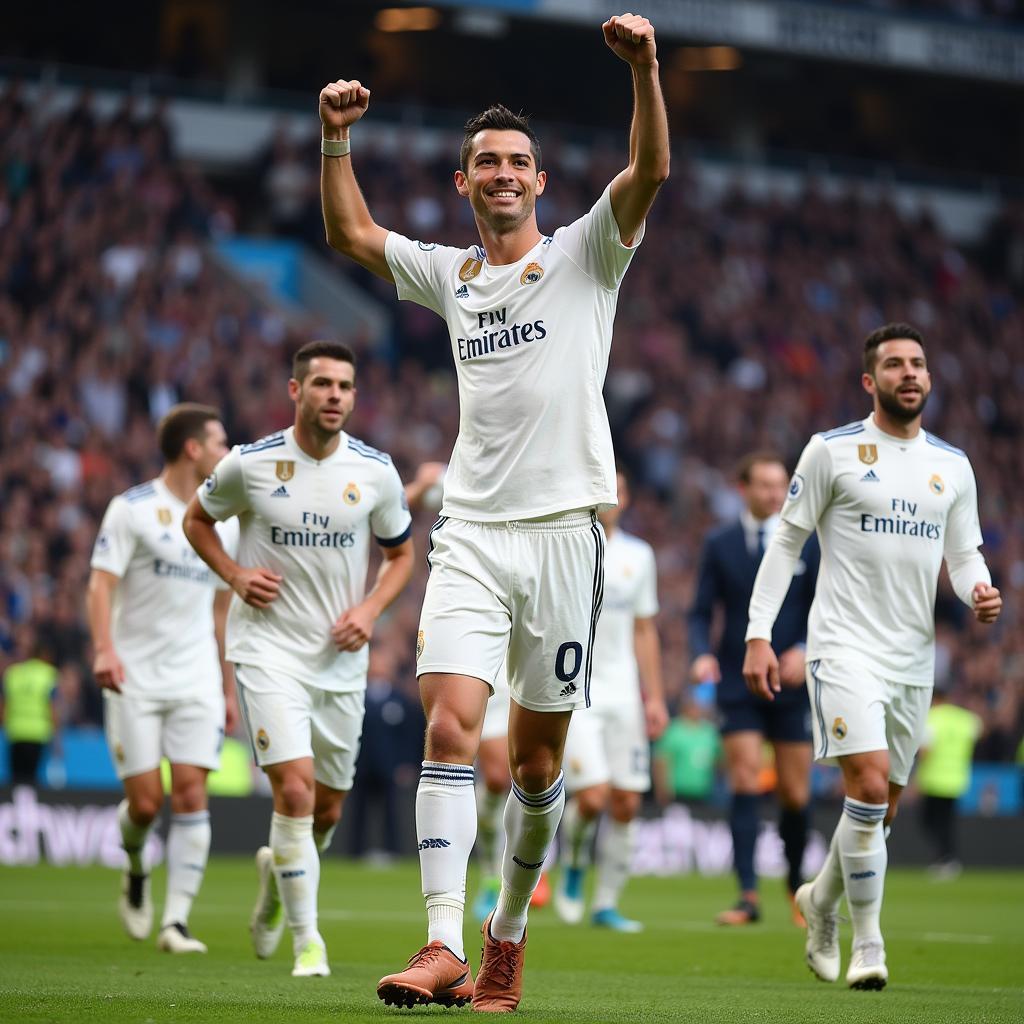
[320, 79, 371, 132]
[602, 14, 657, 67]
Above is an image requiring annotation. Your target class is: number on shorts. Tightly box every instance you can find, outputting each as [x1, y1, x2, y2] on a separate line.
[555, 641, 583, 683]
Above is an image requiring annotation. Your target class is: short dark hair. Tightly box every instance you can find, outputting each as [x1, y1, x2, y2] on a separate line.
[460, 104, 542, 173]
[863, 322, 925, 374]
[157, 403, 221, 463]
[292, 340, 357, 382]
[736, 451, 786, 484]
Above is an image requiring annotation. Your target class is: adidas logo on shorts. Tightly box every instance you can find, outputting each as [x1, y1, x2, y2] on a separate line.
[270, 485, 290, 497]
[558, 681, 577, 698]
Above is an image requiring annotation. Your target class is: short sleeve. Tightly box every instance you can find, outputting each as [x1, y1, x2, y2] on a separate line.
[90, 497, 136, 578]
[385, 232, 462, 317]
[371, 461, 413, 547]
[553, 185, 644, 291]
[944, 458, 985, 555]
[198, 447, 249, 521]
[781, 434, 834, 533]
[635, 543, 659, 619]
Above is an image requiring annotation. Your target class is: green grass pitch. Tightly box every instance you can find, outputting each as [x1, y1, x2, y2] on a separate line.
[1, 859, 1021, 1023]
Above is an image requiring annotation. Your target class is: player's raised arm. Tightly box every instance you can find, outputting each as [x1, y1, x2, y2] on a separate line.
[604, 14, 670, 246]
[320, 79, 394, 282]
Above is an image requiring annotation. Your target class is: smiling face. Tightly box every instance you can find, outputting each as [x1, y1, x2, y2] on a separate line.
[454, 129, 546, 235]
[863, 338, 931, 424]
[289, 356, 356, 441]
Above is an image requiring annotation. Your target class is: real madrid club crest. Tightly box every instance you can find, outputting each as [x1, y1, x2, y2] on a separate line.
[276, 460, 295, 482]
[156, 508, 172, 526]
[929, 473, 944, 495]
[343, 482, 361, 506]
[256, 728, 270, 752]
[520, 262, 544, 286]
[832, 717, 848, 740]
[858, 444, 878, 466]
[459, 257, 482, 282]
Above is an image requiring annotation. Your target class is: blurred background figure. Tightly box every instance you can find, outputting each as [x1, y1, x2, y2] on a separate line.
[1, 625, 59, 788]
[916, 679, 984, 880]
[652, 684, 721, 807]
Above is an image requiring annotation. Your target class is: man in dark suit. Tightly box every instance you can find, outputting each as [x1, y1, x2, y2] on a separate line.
[689, 452, 819, 925]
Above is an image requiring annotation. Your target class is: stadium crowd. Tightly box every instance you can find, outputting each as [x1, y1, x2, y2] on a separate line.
[1, 83, 1021, 776]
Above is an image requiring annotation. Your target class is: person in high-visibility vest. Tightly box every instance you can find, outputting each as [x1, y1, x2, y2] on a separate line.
[916, 683, 983, 879]
[1, 628, 59, 787]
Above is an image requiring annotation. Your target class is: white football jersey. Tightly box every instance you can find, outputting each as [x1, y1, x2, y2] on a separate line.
[197, 427, 412, 692]
[91, 477, 239, 699]
[589, 529, 659, 708]
[781, 415, 985, 685]
[385, 185, 643, 521]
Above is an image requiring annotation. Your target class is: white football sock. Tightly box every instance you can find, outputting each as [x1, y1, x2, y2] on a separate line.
[161, 810, 211, 928]
[810, 817, 845, 911]
[314, 823, 337, 856]
[270, 812, 322, 954]
[476, 787, 506, 877]
[592, 819, 635, 913]
[559, 796, 597, 871]
[492, 773, 565, 943]
[836, 798, 888, 946]
[118, 798, 152, 876]
[417, 761, 476, 960]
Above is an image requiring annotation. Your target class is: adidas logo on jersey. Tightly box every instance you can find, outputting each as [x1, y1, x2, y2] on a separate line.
[270, 485, 290, 497]
[454, 284, 469, 299]
[860, 469, 881, 483]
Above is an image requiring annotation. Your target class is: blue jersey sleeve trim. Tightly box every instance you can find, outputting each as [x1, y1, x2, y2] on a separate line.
[375, 525, 412, 548]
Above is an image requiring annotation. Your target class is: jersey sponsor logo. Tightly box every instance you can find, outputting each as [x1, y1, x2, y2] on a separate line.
[459, 257, 482, 282]
[858, 444, 879, 465]
[929, 473, 945, 495]
[270, 523, 356, 548]
[457, 307, 548, 362]
[153, 558, 213, 583]
[520, 261, 544, 285]
[860, 469, 880, 483]
[270, 485, 290, 498]
[454, 284, 469, 299]
[156, 508, 172, 526]
[416, 630, 425, 659]
[787, 473, 804, 500]
[832, 717, 848, 739]
[256, 728, 270, 752]
[343, 482, 361, 506]
[860, 498, 942, 541]
[204, 472, 217, 495]
[275, 461, 295, 482]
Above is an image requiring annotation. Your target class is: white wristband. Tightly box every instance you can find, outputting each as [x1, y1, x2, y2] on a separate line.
[321, 137, 351, 157]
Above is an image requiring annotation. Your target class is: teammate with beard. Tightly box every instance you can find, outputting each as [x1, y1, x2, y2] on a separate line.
[743, 323, 1002, 990]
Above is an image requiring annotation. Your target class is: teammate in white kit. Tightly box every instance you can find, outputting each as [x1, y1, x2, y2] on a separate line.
[743, 323, 1002, 990]
[86, 403, 238, 955]
[319, 12, 669, 1012]
[183, 341, 414, 978]
[555, 470, 667, 933]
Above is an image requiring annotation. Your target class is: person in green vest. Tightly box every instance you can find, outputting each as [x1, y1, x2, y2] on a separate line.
[916, 681, 983, 879]
[653, 685, 722, 805]
[1, 627, 60, 788]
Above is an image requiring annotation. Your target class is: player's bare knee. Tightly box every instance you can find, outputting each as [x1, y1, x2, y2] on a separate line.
[510, 752, 560, 794]
[170, 783, 207, 815]
[609, 789, 640, 822]
[577, 784, 610, 819]
[275, 775, 315, 817]
[130, 793, 162, 825]
[423, 713, 476, 764]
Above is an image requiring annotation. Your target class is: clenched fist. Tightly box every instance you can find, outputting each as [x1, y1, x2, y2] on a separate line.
[320, 79, 371, 134]
[602, 13, 658, 67]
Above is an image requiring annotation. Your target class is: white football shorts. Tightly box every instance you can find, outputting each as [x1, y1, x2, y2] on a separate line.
[416, 509, 605, 713]
[562, 700, 650, 793]
[103, 688, 225, 780]
[806, 658, 932, 786]
[234, 665, 365, 791]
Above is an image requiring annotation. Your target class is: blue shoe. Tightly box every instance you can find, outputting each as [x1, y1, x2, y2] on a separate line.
[473, 876, 500, 923]
[554, 867, 585, 924]
[592, 908, 643, 933]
